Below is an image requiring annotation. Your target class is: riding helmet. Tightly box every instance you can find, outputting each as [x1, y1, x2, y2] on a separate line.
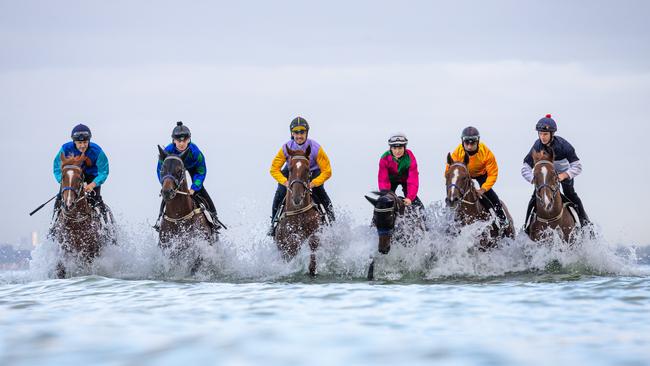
[461, 126, 480, 143]
[171, 121, 191, 141]
[290, 116, 310, 133]
[71, 124, 92, 141]
[388, 132, 408, 147]
[535, 114, 557, 132]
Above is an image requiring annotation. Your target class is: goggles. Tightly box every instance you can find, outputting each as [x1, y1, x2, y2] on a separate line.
[462, 136, 479, 143]
[292, 129, 307, 135]
[71, 131, 91, 141]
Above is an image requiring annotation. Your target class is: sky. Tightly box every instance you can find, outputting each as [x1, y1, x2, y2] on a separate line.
[1, 0, 649, 245]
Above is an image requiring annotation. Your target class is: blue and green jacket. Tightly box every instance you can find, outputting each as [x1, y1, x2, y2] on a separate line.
[157, 142, 207, 191]
[53, 142, 109, 186]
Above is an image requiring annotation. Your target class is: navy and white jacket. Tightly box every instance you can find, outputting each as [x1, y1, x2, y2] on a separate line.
[521, 135, 582, 183]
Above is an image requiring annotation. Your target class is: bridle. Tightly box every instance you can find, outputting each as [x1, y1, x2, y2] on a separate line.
[160, 156, 189, 199]
[533, 160, 560, 205]
[287, 155, 312, 207]
[60, 165, 87, 205]
[446, 162, 477, 205]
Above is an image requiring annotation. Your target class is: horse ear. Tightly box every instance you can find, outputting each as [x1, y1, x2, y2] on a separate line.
[532, 149, 541, 162]
[365, 195, 378, 206]
[305, 145, 311, 158]
[446, 153, 453, 165]
[286, 146, 295, 156]
[60, 152, 67, 166]
[463, 152, 470, 165]
[544, 145, 554, 160]
[157, 145, 168, 160]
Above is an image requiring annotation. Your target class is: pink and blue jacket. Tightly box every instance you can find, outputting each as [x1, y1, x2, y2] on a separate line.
[378, 149, 419, 201]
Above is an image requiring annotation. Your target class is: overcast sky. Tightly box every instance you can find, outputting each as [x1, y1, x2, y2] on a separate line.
[1, 0, 649, 245]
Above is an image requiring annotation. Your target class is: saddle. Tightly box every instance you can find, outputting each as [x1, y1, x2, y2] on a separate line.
[190, 195, 223, 231]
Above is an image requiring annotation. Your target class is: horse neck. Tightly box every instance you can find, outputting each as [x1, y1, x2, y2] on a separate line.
[164, 182, 194, 218]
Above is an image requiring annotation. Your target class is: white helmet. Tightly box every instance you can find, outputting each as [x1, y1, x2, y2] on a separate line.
[388, 132, 408, 147]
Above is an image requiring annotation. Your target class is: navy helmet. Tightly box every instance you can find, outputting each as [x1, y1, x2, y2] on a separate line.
[172, 121, 191, 141]
[290, 116, 310, 133]
[536, 114, 557, 132]
[71, 124, 92, 141]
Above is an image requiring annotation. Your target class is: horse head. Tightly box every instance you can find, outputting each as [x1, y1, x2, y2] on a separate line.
[532, 147, 560, 212]
[365, 190, 404, 254]
[158, 145, 190, 202]
[286, 145, 312, 208]
[445, 152, 473, 208]
[60, 153, 88, 212]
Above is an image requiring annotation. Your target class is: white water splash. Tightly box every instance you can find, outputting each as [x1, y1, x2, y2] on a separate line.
[11, 201, 648, 284]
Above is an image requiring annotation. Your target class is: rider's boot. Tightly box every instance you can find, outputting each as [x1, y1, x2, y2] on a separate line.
[153, 200, 165, 232]
[267, 204, 283, 237]
[524, 195, 536, 233]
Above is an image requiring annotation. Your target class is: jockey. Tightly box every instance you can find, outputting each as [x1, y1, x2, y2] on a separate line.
[155, 121, 218, 229]
[445, 126, 509, 227]
[52, 124, 109, 216]
[378, 132, 423, 207]
[268, 116, 334, 235]
[522, 114, 589, 226]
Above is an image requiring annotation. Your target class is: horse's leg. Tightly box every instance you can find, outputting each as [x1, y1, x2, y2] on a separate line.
[308, 235, 318, 276]
[55, 261, 66, 279]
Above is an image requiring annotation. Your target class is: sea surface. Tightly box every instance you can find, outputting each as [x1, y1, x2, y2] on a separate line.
[1, 210, 649, 366]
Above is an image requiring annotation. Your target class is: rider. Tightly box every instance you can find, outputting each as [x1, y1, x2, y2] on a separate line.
[52, 124, 109, 218]
[445, 126, 509, 227]
[155, 121, 218, 230]
[522, 114, 589, 226]
[378, 132, 423, 207]
[268, 116, 334, 235]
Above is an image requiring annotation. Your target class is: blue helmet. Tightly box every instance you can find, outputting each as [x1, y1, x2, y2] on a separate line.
[71, 124, 92, 141]
[536, 114, 557, 132]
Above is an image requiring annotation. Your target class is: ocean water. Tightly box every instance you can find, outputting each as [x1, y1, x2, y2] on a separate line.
[1, 207, 649, 366]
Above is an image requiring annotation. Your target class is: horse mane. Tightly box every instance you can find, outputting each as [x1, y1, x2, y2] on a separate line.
[533, 145, 555, 162]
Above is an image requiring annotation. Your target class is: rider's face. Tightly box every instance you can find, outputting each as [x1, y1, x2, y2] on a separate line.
[173, 138, 190, 151]
[390, 146, 405, 158]
[463, 140, 478, 152]
[74, 140, 89, 153]
[538, 132, 552, 145]
[292, 130, 307, 144]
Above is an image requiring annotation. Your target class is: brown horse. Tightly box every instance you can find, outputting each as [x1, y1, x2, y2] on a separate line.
[445, 153, 514, 250]
[52, 153, 113, 278]
[274, 146, 321, 276]
[527, 147, 576, 242]
[157, 146, 215, 256]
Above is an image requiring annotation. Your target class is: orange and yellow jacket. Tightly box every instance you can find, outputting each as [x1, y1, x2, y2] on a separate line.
[444, 142, 499, 191]
[269, 138, 332, 187]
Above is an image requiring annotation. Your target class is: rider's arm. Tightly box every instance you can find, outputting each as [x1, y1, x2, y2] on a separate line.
[269, 148, 288, 185]
[482, 149, 498, 191]
[378, 156, 391, 191]
[311, 147, 332, 187]
[156, 159, 163, 183]
[53, 148, 64, 183]
[521, 149, 534, 183]
[405, 152, 419, 201]
[190, 151, 206, 191]
[564, 141, 582, 179]
[93, 151, 109, 186]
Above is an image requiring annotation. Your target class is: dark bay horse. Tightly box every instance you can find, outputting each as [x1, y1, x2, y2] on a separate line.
[157, 146, 216, 257]
[527, 147, 576, 242]
[274, 146, 321, 276]
[364, 190, 426, 280]
[52, 153, 114, 278]
[445, 153, 515, 250]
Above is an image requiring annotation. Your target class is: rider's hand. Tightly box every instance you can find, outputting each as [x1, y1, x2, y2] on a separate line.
[308, 182, 314, 189]
[84, 182, 97, 192]
[558, 172, 570, 181]
[283, 181, 289, 187]
[189, 189, 195, 195]
[476, 188, 486, 197]
[403, 198, 412, 206]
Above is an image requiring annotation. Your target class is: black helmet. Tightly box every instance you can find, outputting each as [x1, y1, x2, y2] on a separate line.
[171, 121, 191, 141]
[71, 124, 92, 141]
[536, 114, 558, 132]
[461, 126, 480, 143]
[289, 116, 310, 133]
